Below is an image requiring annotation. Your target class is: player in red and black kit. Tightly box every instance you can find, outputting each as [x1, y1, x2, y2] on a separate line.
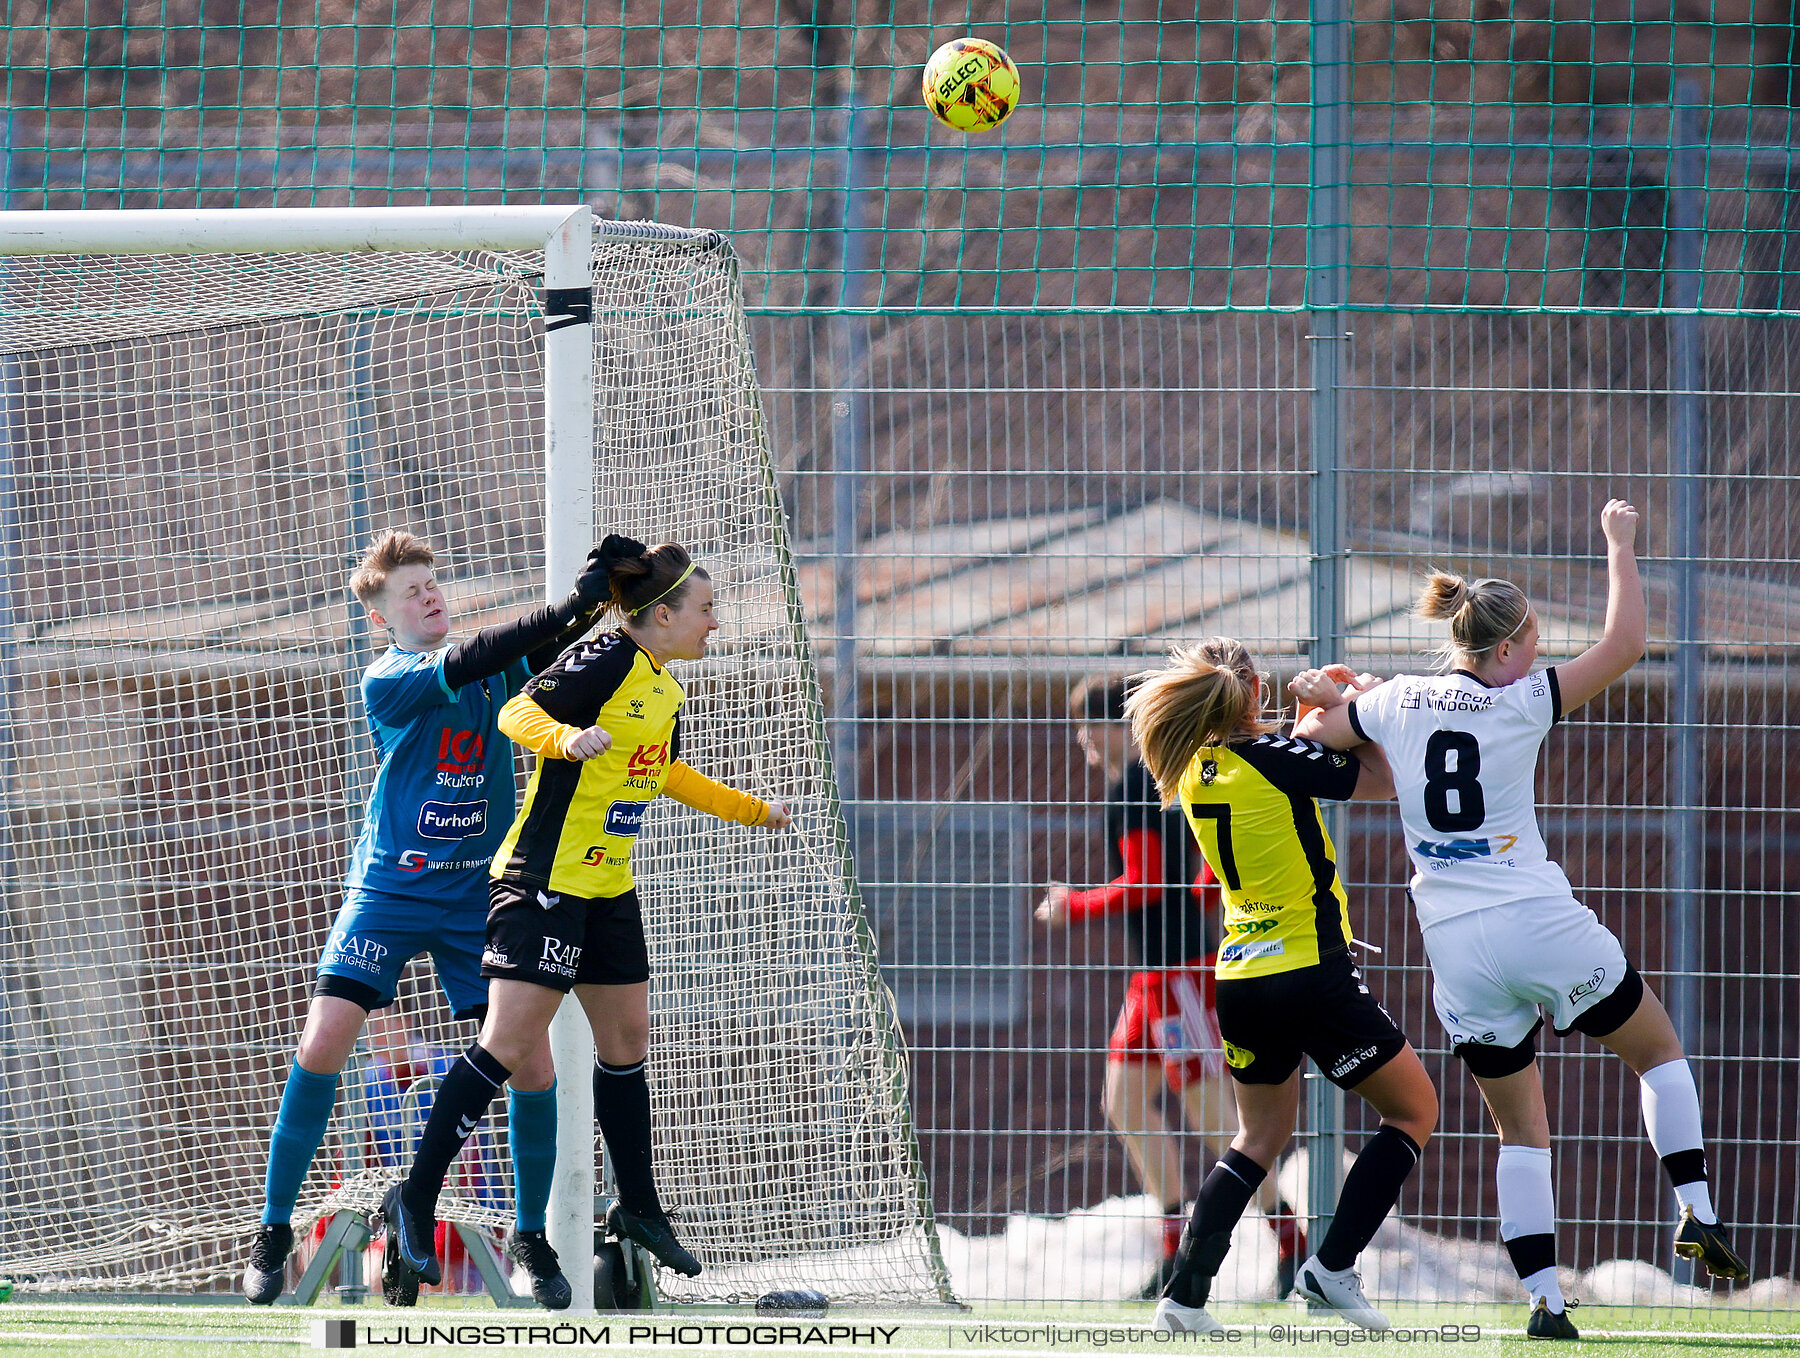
[1038, 677, 1307, 1300]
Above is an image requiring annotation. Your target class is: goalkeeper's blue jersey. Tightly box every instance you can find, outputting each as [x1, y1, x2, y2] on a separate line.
[343, 644, 529, 903]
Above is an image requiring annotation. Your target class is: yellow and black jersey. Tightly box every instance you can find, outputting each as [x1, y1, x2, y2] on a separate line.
[491, 630, 768, 897]
[1176, 732, 1362, 980]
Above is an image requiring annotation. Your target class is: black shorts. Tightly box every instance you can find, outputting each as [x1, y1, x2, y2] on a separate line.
[1213, 949, 1409, 1089]
[482, 879, 651, 992]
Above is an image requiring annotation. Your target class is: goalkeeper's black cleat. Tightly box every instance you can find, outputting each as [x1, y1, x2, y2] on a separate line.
[1674, 1207, 1750, 1281]
[1525, 1300, 1579, 1339]
[381, 1183, 442, 1299]
[382, 1256, 420, 1308]
[242, 1223, 293, 1305]
[505, 1228, 573, 1310]
[607, 1202, 702, 1277]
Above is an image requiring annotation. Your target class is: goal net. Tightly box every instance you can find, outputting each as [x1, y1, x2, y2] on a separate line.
[0, 212, 950, 1303]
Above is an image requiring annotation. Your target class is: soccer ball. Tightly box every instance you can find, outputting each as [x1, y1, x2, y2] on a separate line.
[921, 38, 1020, 134]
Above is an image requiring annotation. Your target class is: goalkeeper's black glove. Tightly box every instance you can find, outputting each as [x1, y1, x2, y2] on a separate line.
[571, 544, 611, 611]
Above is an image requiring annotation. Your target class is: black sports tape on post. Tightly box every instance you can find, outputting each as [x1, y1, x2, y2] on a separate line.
[543, 285, 593, 333]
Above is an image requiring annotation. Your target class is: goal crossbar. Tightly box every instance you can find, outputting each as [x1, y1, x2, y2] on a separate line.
[0, 206, 591, 256]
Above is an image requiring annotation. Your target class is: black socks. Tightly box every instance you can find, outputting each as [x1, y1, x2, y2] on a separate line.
[403, 1042, 512, 1218]
[1166, 1148, 1268, 1308]
[595, 1057, 663, 1218]
[1317, 1125, 1422, 1272]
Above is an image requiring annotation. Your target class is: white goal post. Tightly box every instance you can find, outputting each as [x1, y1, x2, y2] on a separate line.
[0, 206, 951, 1307]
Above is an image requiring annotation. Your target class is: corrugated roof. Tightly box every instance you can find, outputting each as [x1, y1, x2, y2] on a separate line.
[796, 498, 1607, 665]
[17, 500, 1800, 687]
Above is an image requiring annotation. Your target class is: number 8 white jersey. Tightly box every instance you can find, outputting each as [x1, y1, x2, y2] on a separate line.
[1347, 667, 1574, 927]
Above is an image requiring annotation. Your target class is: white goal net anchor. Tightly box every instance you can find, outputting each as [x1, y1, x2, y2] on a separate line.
[0, 206, 951, 1308]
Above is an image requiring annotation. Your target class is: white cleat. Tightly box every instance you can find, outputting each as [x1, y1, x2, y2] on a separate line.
[1152, 1297, 1225, 1336]
[1294, 1257, 1390, 1332]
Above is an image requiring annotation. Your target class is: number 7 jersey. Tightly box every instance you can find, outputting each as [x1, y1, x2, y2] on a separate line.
[1347, 667, 1572, 927]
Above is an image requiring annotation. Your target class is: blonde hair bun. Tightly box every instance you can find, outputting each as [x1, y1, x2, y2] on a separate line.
[1416, 570, 1470, 621]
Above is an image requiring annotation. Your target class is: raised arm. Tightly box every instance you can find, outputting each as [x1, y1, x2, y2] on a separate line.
[442, 547, 610, 689]
[1550, 498, 1646, 712]
[1289, 666, 1395, 801]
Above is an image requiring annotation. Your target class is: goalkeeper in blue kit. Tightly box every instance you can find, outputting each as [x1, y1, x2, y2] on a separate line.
[242, 531, 610, 1309]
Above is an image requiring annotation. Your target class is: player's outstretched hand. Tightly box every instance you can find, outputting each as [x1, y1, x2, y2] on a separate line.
[1035, 884, 1070, 927]
[761, 802, 793, 830]
[1289, 669, 1347, 709]
[572, 545, 612, 609]
[560, 725, 612, 760]
[1292, 666, 1384, 708]
[1601, 497, 1639, 549]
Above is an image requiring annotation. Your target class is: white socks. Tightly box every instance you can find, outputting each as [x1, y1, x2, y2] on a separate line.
[1497, 1144, 1565, 1312]
[1639, 1058, 1717, 1224]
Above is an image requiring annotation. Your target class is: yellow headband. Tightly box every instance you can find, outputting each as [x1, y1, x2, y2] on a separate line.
[632, 561, 697, 615]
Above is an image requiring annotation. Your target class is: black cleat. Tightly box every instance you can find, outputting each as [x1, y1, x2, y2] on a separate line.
[242, 1223, 293, 1305]
[607, 1202, 701, 1277]
[381, 1183, 442, 1301]
[1674, 1207, 1750, 1281]
[1526, 1300, 1579, 1339]
[506, 1229, 572, 1310]
[382, 1261, 420, 1308]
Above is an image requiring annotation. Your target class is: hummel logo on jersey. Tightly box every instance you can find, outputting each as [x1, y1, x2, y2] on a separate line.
[456, 1114, 480, 1138]
[536, 890, 561, 911]
[564, 640, 610, 674]
[629, 698, 645, 717]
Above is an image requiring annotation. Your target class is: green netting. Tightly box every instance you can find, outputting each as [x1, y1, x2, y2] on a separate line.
[4, 3, 1796, 313]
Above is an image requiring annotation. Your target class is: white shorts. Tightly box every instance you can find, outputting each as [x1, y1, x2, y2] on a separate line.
[1420, 896, 1632, 1051]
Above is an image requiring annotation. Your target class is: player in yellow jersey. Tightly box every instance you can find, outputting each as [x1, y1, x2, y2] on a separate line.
[1127, 638, 1436, 1337]
[380, 535, 790, 1299]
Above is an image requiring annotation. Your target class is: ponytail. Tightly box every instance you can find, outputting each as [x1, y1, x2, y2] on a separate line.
[1416, 570, 1530, 669]
[598, 534, 707, 618]
[1124, 637, 1272, 807]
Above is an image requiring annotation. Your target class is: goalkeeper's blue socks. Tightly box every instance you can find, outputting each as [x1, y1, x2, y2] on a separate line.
[595, 1057, 662, 1217]
[506, 1082, 558, 1234]
[261, 1063, 340, 1226]
[403, 1042, 510, 1219]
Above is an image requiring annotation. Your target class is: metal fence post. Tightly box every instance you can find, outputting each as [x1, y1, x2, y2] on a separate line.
[1307, 0, 1353, 1248]
[1666, 77, 1706, 1285]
